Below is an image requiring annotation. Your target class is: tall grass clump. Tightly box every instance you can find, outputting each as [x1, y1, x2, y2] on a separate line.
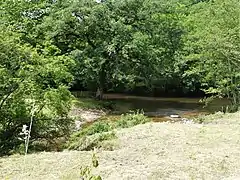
[68, 131, 117, 151]
[79, 152, 102, 180]
[72, 121, 112, 138]
[73, 97, 116, 110]
[67, 121, 116, 150]
[67, 110, 149, 151]
[116, 110, 149, 128]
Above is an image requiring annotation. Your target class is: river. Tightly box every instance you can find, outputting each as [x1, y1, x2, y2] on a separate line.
[103, 94, 230, 122]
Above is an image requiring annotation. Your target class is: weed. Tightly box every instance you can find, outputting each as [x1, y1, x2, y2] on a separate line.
[79, 152, 102, 180]
[73, 98, 115, 110]
[68, 131, 117, 151]
[67, 120, 116, 151]
[72, 121, 112, 138]
[116, 110, 149, 128]
[67, 110, 148, 151]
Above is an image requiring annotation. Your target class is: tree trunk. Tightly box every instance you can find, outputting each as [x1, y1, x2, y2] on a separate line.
[96, 61, 107, 100]
[95, 87, 103, 100]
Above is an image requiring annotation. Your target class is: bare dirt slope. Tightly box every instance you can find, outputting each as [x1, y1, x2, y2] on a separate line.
[1, 113, 240, 180]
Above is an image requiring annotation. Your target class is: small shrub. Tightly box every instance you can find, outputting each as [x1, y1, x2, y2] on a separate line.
[72, 121, 112, 138]
[79, 152, 102, 180]
[73, 98, 115, 110]
[67, 111, 149, 151]
[67, 120, 117, 151]
[63, 151, 102, 180]
[68, 131, 117, 151]
[116, 110, 149, 128]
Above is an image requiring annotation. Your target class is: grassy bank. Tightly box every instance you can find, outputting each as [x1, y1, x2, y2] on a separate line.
[72, 97, 115, 111]
[1, 112, 240, 180]
[67, 111, 149, 151]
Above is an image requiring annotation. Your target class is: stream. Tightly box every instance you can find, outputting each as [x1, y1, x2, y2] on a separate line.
[103, 94, 230, 122]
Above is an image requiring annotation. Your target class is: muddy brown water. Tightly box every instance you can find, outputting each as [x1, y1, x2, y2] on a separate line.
[102, 94, 230, 122]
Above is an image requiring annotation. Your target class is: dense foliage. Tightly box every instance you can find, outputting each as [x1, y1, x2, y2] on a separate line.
[0, 0, 239, 154]
[0, 28, 74, 155]
[183, 0, 240, 110]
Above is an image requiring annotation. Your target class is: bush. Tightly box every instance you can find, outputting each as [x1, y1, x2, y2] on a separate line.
[116, 111, 149, 128]
[0, 30, 74, 156]
[67, 121, 116, 151]
[73, 98, 116, 110]
[68, 131, 117, 151]
[67, 111, 149, 151]
[72, 121, 112, 138]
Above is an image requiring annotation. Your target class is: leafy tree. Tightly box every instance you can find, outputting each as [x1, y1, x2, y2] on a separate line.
[183, 0, 240, 109]
[0, 0, 56, 47]
[0, 28, 75, 155]
[39, 0, 184, 97]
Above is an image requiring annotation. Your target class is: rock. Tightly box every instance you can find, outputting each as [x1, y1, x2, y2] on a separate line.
[80, 111, 102, 122]
[70, 107, 105, 130]
[170, 114, 180, 118]
[181, 118, 194, 124]
[75, 120, 85, 130]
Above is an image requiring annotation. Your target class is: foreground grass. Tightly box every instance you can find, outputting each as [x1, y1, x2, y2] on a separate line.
[1, 112, 240, 180]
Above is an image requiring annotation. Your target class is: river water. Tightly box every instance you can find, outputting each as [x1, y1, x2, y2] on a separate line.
[103, 94, 230, 122]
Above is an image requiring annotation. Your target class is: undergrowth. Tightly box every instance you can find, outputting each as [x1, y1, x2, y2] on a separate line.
[67, 111, 149, 151]
[115, 110, 150, 128]
[73, 121, 112, 137]
[68, 131, 117, 151]
[72, 98, 115, 110]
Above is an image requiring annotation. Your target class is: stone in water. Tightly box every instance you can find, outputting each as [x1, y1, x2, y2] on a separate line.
[170, 114, 180, 118]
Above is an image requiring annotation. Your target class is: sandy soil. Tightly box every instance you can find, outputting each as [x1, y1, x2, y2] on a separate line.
[70, 107, 105, 129]
[1, 112, 240, 180]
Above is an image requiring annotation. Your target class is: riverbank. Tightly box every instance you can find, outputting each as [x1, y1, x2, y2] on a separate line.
[1, 111, 239, 180]
[70, 95, 219, 125]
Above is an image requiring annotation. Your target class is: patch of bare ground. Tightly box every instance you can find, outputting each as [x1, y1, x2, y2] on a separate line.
[69, 107, 106, 129]
[1, 112, 240, 180]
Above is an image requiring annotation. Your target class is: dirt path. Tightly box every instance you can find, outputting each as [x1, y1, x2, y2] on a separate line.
[1, 113, 240, 180]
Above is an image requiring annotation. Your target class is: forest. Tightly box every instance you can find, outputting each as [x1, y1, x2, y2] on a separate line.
[0, 0, 239, 157]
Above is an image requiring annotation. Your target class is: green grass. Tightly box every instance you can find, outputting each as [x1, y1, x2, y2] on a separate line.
[67, 111, 149, 151]
[67, 121, 115, 151]
[72, 98, 115, 110]
[70, 121, 113, 138]
[115, 111, 150, 129]
[67, 131, 117, 151]
[195, 111, 240, 125]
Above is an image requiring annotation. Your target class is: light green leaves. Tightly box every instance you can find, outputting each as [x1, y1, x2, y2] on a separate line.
[183, 0, 240, 107]
[0, 27, 74, 155]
